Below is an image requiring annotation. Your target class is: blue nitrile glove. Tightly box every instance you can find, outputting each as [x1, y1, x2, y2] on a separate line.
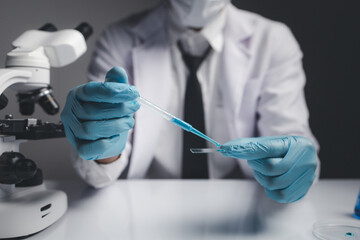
[220, 136, 317, 203]
[61, 67, 140, 160]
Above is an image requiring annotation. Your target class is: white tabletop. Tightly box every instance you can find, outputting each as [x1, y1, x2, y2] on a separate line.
[29, 179, 360, 240]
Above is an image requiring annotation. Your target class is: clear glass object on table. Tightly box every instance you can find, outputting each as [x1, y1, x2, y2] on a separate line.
[313, 188, 360, 240]
[313, 220, 360, 240]
[190, 148, 224, 154]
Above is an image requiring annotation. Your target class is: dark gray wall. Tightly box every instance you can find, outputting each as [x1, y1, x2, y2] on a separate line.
[1, 0, 358, 180]
[0, 0, 161, 180]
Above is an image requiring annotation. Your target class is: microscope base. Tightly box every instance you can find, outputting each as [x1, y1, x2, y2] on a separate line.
[0, 185, 67, 239]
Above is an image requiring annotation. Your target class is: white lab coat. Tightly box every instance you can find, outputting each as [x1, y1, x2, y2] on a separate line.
[74, 3, 319, 186]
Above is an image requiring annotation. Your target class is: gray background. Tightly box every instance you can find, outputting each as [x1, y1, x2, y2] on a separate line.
[1, 0, 359, 180]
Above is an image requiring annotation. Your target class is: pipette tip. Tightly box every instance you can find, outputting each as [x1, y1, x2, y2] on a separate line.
[189, 127, 221, 147]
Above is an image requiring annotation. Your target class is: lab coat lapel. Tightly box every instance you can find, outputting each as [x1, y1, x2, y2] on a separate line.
[217, 5, 257, 178]
[221, 5, 254, 138]
[128, 29, 173, 178]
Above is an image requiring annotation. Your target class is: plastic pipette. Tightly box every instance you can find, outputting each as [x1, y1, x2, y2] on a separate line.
[138, 96, 221, 147]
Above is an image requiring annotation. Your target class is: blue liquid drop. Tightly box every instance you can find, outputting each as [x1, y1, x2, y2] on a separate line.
[346, 232, 354, 237]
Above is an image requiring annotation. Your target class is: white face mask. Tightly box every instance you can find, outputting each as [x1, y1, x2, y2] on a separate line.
[169, 0, 230, 28]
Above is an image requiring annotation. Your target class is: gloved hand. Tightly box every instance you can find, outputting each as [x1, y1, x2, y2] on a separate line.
[220, 136, 317, 203]
[61, 67, 140, 161]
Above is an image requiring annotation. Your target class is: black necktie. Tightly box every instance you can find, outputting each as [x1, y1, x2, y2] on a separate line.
[178, 42, 212, 179]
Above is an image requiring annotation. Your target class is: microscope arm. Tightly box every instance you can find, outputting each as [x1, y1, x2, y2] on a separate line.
[0, 69, 32, 95]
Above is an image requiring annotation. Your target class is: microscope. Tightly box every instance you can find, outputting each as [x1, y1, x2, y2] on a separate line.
[0, 23, 92, 238]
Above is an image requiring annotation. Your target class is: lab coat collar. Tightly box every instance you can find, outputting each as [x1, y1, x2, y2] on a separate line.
[201, 6, 227, 52]
[220, 5, 256, 132]
[225, 4, 254, 45]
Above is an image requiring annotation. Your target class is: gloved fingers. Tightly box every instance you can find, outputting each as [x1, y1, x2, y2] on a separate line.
[220, 136, 291, 160]
[74, 100, 140, 121]
[77, 134, 127, 161]
[246, 136, 317, 175]
[264, 168, 316, 203]
[247, 158, 289, 176]
[105, 66, 129, 84]
[254, 171, 289, 191]
[72, 117, 135, 141]
[75, 81, 139, 103]
[253, 163, 314, 191]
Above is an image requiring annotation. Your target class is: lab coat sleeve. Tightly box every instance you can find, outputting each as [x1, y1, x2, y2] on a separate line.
[71, 130, 133, 188]
[71, 24, 135, 188]
[257, 23, 321, 178]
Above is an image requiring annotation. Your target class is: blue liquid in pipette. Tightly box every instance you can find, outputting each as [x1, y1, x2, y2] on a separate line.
[171, 118, 221, 147]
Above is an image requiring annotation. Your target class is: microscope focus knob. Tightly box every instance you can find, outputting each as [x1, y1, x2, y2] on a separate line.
[0, 152, 37, 184]
[15, 158, 37, 180]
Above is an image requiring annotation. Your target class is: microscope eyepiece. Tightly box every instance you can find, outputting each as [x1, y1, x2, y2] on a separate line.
[17, 87, 59, 115]
[75, 22, 93, 40]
